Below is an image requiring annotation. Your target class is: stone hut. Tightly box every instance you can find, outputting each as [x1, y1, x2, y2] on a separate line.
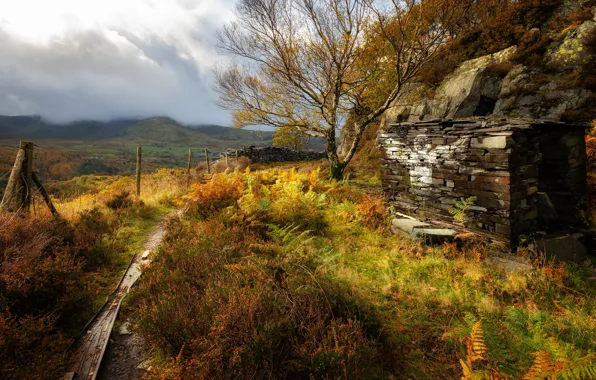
[377, 118, 588, 247]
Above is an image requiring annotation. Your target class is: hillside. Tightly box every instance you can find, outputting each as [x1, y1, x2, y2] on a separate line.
[0, 116, 274, 181]
[0, 115, 273, 146]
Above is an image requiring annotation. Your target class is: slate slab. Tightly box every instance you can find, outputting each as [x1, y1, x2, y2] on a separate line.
[531, 233, 587, 263]
[391, 218, 431, 234]
[412, 228, 458, 244]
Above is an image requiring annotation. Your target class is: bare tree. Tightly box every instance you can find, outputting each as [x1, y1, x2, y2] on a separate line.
[216, 0, 471, 179]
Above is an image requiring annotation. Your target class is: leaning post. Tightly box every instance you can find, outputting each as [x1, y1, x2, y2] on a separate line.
[21, 141, 34, 213]
[136, 147, 142, 197]
[225, 152, 229, 168]
[0, 148, 25, 212]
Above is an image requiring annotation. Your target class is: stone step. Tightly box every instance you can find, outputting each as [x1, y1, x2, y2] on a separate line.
[391, 218, 431, 233]
[391, 218, 457, 244]
[412, 228, 458, 244]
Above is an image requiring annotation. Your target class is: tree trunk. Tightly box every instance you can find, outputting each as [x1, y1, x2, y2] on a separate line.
[325, 132, 345, 180]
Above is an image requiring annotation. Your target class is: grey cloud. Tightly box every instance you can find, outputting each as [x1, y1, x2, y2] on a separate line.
[0, 3, 235, 125]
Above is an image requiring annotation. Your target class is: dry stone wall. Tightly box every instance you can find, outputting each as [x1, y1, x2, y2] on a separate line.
[377, 118, 588, 247]
[235, 146, 326, 163]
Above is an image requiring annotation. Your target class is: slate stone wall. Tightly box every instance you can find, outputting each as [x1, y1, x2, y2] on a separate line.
[235, 146, 326, 163]
[536, 127, 588, 227]
[377, 118, 588, 246]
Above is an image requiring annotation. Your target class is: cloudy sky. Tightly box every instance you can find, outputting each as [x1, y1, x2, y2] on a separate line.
[0, 0, 237, 125]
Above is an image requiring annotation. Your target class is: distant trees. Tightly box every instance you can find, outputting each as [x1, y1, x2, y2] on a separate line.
[272, 126, 308, 150]
[216, 0, 473, 179]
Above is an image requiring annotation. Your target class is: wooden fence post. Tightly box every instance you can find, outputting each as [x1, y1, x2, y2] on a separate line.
[136, 147, 142, 197]
[225, 153, 229, 168]
[0, 148, 25, 212]
[187, 148, 192, 187]
[205, 148, 211, 174]
[1, 141, 59, 217]
[235, 151, 238, 162]
[21, 141, 34, 213]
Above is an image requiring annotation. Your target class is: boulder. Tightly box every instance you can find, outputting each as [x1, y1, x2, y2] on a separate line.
[547, 18, 596, 70]
[118, 322, 132, 335]
[391, 218, 431, 234]
[433, 46, 517, 119]
[494, 65, 593, 120]
[381, 47, 517, 128]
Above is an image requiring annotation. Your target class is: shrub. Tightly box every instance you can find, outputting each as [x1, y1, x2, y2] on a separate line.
[184, 172, 246, 218]
[72, 207, 115, 269]
[0, 312, 70, 380]
[0, 214, 92, 378]
[134, 215, 397, 379]
[355, 195, 388, 230]
[238, 170, 329, 232]
[105, 190, 133, 210]
[486, 61, 516, 78]
[417, 0, 565, 87]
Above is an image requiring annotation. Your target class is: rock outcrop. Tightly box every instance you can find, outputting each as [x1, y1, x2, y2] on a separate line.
[547, 17, 596, 69]
[379, 26, 595, 127]
[381, 47, 517, 127]
[340, 9, 596, 156]
[493, 65, 593, 120]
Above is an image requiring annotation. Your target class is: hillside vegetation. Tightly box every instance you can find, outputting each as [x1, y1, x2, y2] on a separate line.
[0, 170, 187, 379]
[0, 152, 594, 378]
[126, 167, 596, 379]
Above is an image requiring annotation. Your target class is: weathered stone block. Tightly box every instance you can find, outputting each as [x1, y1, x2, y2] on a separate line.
[391, 218, 431, 234]
[470, 136, 508, 149]
[412, 228, 458, 244]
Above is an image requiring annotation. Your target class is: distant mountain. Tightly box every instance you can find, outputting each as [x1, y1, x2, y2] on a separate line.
[0, 115, 324, 180]
[0, 115, 273, 148]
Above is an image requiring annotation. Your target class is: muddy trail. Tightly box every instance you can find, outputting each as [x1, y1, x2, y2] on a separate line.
[67, 209, 181, 380]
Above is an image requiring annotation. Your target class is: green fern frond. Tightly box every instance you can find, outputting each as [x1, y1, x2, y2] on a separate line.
[552, 354, 596, 379]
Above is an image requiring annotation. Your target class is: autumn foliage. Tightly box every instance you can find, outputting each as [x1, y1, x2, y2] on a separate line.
[134, 169, 395, 379]
[0, 212, 111, 378]
[418, 0, 566, 87]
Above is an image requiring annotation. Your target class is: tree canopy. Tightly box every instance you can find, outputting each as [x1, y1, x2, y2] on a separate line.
[216, 0, 473, 179]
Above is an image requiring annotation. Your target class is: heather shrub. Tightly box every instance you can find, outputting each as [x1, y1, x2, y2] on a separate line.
[0, 312, 70, 380]
[0, 215, 92, 378]
[71, 207, 116, 269]
[134, 214, 396, 379]
[105, 190, 133, 210]
[417, 0, 565, 87]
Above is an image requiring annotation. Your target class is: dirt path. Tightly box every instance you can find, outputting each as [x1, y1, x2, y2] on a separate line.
[67, 210, 181, 380]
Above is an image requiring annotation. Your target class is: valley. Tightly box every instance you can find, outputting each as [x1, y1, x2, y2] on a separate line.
[0, 116, 274, 183]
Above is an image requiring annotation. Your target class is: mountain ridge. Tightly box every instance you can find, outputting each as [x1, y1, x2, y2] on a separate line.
[0, 115, 273, 146]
